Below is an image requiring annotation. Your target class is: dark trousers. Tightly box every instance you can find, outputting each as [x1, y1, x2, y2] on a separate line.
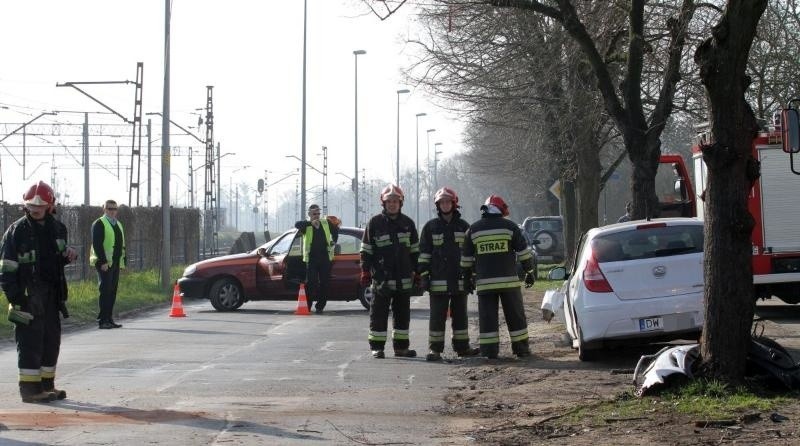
[428, 293, 470, 353]
[368, 288, 412, 351]
[305, 256, 332, 311]
[96, 264, 120, 323]
[477, 288, 529, 356]
[16, 283, 61, 383]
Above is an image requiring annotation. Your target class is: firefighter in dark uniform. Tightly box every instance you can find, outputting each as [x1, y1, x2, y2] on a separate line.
[1, 181, 77, 402]
[461, 195, 536, 359]
[360, 184, 420, 359]
[295, 204, 339, 313]
[418, 187, 480, 361]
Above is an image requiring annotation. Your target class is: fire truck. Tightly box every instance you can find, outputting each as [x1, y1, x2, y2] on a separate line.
[688, 121, 800, 304]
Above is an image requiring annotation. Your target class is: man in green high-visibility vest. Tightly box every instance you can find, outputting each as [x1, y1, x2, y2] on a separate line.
[90, 200, 126, 329]
[295, 204, 338, 313]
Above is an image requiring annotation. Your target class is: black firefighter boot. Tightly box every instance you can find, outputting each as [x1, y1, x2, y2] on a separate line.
[19, 382, 56, 403]
[394, 348, 417, 358]
[512, 341, 532, 358]
[42, 377, 67, 400]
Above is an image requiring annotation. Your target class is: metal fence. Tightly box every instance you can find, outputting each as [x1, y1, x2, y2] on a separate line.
[0, 204, 200, 281]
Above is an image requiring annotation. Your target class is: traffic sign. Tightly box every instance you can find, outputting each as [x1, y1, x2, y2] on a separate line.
[549, 180, 561, 200]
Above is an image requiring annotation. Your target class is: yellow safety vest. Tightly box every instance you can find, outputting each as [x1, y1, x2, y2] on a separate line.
[302, 219, 334, 262]
[89, 217, 126, 268]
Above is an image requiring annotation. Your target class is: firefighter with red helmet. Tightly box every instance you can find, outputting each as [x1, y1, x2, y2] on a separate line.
[1, 181, 77, 402]
[418, 187, 480, 361]
[360, 184, 420, 358]
[461, 194, 536, 359]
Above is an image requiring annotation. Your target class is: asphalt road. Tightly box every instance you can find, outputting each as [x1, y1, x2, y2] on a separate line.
[0, 296, 477, 445]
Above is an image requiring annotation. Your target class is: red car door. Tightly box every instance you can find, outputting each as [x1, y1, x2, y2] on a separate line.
[328, 230, 363, 299]
[256, 231, 296, 299]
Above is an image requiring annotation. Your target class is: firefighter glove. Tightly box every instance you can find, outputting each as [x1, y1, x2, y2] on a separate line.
[525, 271, 536, 288]
[524, 271, 536, 288]
[7, 303, 33, 326]
[462, 271, 475, 293]
[360, 271, 372, 288]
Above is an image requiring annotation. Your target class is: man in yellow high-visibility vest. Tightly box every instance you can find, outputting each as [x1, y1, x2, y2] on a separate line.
[295, 204, 338, 313]
[90, 200, 126, 329]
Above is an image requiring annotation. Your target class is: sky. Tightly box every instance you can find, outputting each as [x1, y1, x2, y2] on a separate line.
[0, 0, 464, 218]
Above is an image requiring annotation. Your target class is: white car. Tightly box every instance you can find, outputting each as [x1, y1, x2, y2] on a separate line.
[548, 218, 704, 361]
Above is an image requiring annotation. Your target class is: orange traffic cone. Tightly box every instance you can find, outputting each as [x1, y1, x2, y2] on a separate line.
[295, 283, 311, 316]
[169, 283, 187, 318]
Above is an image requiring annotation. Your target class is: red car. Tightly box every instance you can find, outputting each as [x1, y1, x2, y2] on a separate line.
[178, 227, 370, 311]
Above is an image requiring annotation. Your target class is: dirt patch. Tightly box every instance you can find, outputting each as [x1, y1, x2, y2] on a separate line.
[441, 290, 800, 445]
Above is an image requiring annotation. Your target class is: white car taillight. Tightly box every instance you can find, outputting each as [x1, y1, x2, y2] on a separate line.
[583, 251, 613, 293]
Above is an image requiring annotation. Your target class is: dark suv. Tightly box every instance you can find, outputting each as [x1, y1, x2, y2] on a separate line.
[521, 216, 565, 264]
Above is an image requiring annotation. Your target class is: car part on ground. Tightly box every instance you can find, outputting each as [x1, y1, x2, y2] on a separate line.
[633, 336, 800, 396]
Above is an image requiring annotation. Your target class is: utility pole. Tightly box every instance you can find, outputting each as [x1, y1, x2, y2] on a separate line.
[146, 119, 152, 206]
[203, 86, 216, 257]
[84, 113, 90, 205]
[264, 169, 270, 235]
[322, 146, 328, 215]
[161, 0, 171, 290]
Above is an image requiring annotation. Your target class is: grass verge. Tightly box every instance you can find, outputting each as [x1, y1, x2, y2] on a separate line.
[567, 380, 797, 424]
[1, 265, 186, 340]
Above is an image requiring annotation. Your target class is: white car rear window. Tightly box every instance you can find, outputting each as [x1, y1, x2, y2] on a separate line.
[592, 224, 703, 262]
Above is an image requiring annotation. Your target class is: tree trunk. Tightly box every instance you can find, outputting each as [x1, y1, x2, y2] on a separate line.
[626, 133, 662, 220]
[694, 0, 767, 383]
[561, 179, 577, 266]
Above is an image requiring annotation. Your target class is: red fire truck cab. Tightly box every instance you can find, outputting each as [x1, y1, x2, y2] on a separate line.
[691, 126, 800, 304]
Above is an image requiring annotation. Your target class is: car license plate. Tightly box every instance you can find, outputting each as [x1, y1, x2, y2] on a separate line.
[639, 317, 664, 332]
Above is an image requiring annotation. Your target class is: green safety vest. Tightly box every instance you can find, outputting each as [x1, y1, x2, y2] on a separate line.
[89, 216, 126, 268]
[302, 219, 334, 262]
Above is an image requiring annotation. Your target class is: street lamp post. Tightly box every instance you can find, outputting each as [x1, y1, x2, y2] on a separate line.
[425, 128, 436, 221]
[434, 143, 443, 192]
[414, 113, 426, 224]
[301, 0, 308, 222]
[353, 49, 366, 227]
[395, 89, 410, 186]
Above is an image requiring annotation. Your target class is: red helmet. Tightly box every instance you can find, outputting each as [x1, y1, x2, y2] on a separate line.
[380, 184, 404, 203]
[434, 187, 458, 207]
[23, 181, 55, 208]
[483, 194, 509, 217]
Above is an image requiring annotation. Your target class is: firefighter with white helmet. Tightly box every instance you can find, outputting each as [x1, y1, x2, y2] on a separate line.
[419, 187, 480, 361]
[461, 194, 536, 359]
[0, 181, 77, 402]
[360, 184, 420, 358]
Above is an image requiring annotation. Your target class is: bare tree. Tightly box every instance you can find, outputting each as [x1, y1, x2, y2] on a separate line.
[402, 3, 618, 261]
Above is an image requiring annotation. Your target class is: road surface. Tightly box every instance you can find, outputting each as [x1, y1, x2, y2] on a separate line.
[0, 296, 478, 445]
